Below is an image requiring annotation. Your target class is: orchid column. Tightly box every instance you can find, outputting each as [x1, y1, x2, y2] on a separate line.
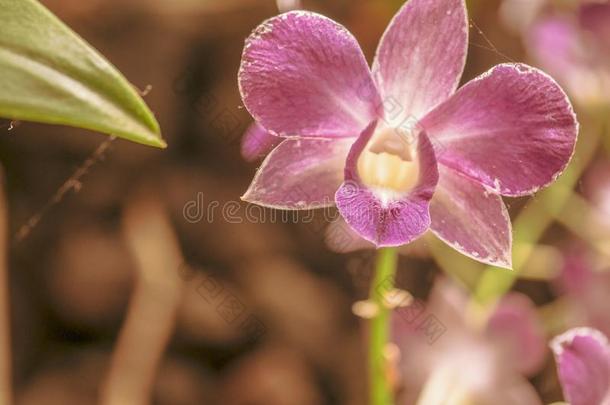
[237, 0, 577, 404]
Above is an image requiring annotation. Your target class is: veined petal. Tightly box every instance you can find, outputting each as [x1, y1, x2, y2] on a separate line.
[551, 328, 610, 405]
[242, 137, 351, 209]
[430, 166, 512, 268]
[325, 217, 431, 256]
[372, 0, 468, 120]
[335, 122, 438, 247]
[422, 63, 578, 197]
[239, 11, 381, 138]
[241, 122, 282, 162]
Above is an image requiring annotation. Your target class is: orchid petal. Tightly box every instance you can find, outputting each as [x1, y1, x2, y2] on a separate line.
[372, 0, 468, 119]
[242, 137, 351, 209]
[551, 328, 610, 405]
[241, 122, 282, 162]
[238, 11, 381, 138]
[335, 122, 438, 247]
[430, 165, 512, 268]
[422, 63, 578, 197]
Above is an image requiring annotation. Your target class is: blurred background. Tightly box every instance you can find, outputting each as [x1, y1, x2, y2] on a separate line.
[0, 0, 609, 403]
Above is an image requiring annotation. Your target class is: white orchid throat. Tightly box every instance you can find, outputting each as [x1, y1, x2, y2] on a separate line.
[357, 125, 421, 200]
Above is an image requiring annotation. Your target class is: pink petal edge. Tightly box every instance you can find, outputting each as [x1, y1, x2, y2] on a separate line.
[422, 63, 579, 197]
[242, 137, 352, 209]
[430, 165, 512, 269]
[239, 11, 381, 138]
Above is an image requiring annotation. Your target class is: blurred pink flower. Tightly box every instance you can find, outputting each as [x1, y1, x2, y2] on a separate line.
[551, 327, 610, 405]
[582, 161, 610, 228]
[552, 161, 610, 336]
[557, 244, 610, 338]
[239, 0, 578, 268]
[503, 0, 610, 105]
[392, 279, 546, 405]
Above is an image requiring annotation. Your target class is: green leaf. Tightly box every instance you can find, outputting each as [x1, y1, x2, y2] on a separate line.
[0, 0, 165, 148]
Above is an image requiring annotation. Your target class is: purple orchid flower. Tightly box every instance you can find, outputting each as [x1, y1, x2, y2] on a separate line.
[238, 0, 578, 268]
[392, 279, 546, 404]
[551, 327, 610, 405]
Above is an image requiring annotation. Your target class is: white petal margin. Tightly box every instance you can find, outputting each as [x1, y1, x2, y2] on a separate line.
[242, 137, 352, 210]
[429, 165, 512, 269]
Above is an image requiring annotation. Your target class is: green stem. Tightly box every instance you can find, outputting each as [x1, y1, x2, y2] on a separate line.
[369, 247, 399, 405]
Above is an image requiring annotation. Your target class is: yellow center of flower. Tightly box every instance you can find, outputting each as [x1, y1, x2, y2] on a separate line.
[357, 126, 420, 194]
